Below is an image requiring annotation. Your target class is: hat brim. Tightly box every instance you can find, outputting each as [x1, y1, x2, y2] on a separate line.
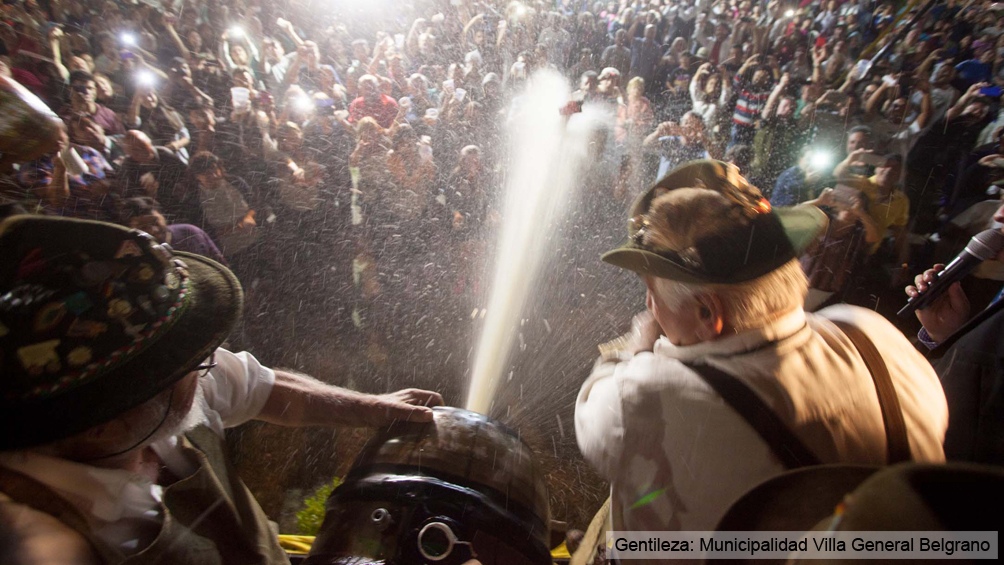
[602, 205, 827, 283]
[715, 464, 879, 533]
[0, 250, 242, 450]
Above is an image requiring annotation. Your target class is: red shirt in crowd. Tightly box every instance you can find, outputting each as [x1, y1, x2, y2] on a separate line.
[348, 94, 399, 129]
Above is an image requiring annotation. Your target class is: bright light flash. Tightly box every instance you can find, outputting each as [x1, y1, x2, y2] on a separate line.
[810, 150, 833, 170]
[515, 4, 527, 17]
[120, 32, 137, 46]
[293, 96, 313, 113]
[229, 26, 245, 38]
[137, 70, 155, 87]
[785, 9, 795, 18]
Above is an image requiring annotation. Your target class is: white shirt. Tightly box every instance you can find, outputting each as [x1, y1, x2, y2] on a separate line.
[575, 305, 947, 534]
[0, 348, 275, 555]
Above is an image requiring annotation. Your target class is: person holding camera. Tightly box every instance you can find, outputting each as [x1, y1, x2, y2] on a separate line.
[862, 73, 932, 159]
[642, 112, 710, 181]
[62, 71, 125, 138]
[834, 153, 910, 258]
[729, 54, 774, 149]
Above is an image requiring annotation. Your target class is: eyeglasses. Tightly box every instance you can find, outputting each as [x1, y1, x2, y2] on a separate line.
[193, 353, 217, 378]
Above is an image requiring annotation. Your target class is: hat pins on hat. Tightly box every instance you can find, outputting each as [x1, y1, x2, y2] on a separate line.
[602, 160, 827, 284]
[0, 216, 243, 450]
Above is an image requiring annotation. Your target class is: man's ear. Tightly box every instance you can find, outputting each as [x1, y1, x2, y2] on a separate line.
[695, 292, 725, 340]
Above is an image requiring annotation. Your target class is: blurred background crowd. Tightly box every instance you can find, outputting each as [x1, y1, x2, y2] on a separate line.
[3, 0, 1004, 529]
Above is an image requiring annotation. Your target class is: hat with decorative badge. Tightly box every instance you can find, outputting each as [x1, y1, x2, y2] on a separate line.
[601, 160, 827, 284]
[0, 215, 242, 450]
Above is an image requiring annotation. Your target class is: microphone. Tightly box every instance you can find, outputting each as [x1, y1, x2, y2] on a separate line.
[898, 229, 1004, 318]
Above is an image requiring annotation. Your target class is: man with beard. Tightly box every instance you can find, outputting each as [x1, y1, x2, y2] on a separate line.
[0, 216, 443, 563]
[348, 74, 399, 129]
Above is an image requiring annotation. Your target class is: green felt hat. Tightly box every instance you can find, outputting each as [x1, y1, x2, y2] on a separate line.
[602, 160, 827, 284]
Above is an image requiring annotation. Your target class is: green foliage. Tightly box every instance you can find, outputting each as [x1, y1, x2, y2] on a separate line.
[296, 476, 343, 535]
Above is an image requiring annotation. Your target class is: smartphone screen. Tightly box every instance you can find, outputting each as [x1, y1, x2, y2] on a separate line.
[859, 152, 886, 167]
[980, 86, 1003, 98]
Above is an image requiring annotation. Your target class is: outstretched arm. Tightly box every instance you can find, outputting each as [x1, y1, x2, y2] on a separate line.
[257, 369, 444, 427]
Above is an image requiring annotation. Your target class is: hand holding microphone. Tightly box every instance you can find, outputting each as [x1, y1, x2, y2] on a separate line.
[900, 229, 1004, 337]
[905, 265, 971, 343]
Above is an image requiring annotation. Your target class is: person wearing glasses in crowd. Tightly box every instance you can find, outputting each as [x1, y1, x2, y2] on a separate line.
[0, 215, 443, 563]
[575, 161, 948, 537]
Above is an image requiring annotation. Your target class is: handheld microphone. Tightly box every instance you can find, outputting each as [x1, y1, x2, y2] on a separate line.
[898, 229, 1004, 318]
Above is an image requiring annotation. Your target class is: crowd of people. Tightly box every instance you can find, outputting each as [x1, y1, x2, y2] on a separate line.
[4, 0, 1004, 561]
[2, 0, 1004, 348]
[0, 0, 1000, 326]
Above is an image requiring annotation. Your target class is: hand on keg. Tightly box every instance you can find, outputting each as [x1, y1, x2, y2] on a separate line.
[361, 388, 445, 425]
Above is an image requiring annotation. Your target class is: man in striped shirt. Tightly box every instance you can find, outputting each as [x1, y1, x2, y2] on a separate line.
[730, 55, 774, 149]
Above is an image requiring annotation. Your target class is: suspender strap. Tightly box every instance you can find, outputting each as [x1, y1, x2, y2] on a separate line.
[832, 321, 912, 464]
[0, 466, 123, 562]
[685, 362, 822, 469]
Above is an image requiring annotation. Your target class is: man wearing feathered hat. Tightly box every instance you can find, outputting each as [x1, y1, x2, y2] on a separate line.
[0, 216, 442, 563]
[574, 160, 948, 535]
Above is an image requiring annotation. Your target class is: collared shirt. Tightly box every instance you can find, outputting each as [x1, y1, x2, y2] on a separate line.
[0, 348, 275, 556]
[575, 305, 947, 534]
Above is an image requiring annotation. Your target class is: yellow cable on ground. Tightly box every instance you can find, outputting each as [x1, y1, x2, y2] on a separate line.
[279, 534, 576, 559]
[278, 534, 315, 555]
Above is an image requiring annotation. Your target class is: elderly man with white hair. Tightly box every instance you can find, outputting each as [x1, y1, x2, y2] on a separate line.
[575, 160, 948, 535]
